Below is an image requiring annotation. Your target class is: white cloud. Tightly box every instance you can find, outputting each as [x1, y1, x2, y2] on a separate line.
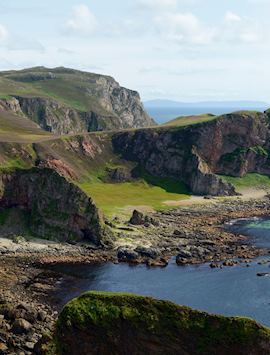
[225, 11, 242, 23]
[138, 0, 178, 10]
[0, 25, 8, 42]
[65, 4, 98, 35]
[155, 12, 216, 45]
[222, 13, 261, 44]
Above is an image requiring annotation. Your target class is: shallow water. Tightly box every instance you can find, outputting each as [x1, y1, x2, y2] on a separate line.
[52, 217, 270, 327]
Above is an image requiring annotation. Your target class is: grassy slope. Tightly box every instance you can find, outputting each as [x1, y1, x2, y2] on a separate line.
[31, 134, 191, 217]
[2, 103, 270, 217]
[220, 173, 270, 193]
[163, 113, 217, 127]
[0, 68, 114, 115]
[79, 176, 189, 217]
[0, 110, 52, 143]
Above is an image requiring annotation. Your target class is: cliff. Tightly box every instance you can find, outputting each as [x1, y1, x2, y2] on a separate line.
[0, 167, 105, 244]
[112, 111, 270, 195]
[1, 109, 270, 199]
[37, 291, 270, 355]
[0, 67, 155, 134]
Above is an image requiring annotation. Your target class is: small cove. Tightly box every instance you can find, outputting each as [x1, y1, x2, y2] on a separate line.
[51, 217, 270, 327]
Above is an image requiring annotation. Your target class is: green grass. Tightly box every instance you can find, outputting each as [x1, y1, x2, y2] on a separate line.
[220, 173, 270, 192]
[0, 110, 52, 143]
[163, 114, 216, 128]
[79, 177, 190, 217]
[0, 68, 115, 116]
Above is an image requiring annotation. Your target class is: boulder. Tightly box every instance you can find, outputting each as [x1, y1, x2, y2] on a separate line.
[37, 291, 270, 355]
[12, 318, 32, 334]
[106, 167, 132, 183]
[129, 210, 144, 225]
[117, 248, 139, 261]
[134, 246, 160, 259]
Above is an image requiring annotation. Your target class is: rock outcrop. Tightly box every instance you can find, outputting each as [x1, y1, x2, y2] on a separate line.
[0, 167, 105, 244]
[112, 111, 270, 196]
[37, 291, 270, 355]
[0, 67, 155, 134]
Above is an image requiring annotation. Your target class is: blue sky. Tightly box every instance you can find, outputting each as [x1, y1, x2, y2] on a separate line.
[0, 0, 270, 102]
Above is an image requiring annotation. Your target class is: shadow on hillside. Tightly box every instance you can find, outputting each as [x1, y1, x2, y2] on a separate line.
[133, 166, 190, 195]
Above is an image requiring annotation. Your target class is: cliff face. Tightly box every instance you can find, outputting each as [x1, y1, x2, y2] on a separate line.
[0, 168, 104, 244]
[1, 110, 270, 197]
[37, 292, 270, 355]
[112, 111, 270, 195]
[112, 126, 235, 196]
[0, 67, 155, 134]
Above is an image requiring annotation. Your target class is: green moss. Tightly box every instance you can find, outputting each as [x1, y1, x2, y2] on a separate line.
[221, 147, 248, 163]
[221, 145, 269, 163]
[249, 145, 268, 157]
[49, 292, 270, 355]
[0, 209, 10, 225]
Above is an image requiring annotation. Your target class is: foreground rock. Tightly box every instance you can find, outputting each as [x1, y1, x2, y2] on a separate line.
[37, 291, 270, 355]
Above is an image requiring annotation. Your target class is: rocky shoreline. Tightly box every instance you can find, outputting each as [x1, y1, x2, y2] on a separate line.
[1, 196, 270, 354]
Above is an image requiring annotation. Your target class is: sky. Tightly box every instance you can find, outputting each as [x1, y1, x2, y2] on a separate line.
[0, 0, 270, 102]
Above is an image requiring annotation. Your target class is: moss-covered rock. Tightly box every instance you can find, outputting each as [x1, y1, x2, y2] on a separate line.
[38, 291, 270, 355]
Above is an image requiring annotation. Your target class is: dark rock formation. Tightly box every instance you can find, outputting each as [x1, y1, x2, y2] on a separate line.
[0, 167, 105, 244]
[129, 209, 159, 227]
[37, 291, 270, 355]
[112, 111, 270, 195]
[105, 166, 133, 183]
[129, 209, 145, 225]
[117, 248, 139, 261]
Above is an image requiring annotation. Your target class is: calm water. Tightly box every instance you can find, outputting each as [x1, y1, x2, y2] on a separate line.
[146, 107, 267, 124]
[53, 217, 270, 327]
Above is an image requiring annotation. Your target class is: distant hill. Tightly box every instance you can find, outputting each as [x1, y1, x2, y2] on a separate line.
[144, 99, 269, 124]
[0, 67, 155, 135]
[144, 99, 269, 109]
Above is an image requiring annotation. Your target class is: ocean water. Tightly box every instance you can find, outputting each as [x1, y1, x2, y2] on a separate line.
[146, 107, 267, 124]
[52, 217, 270, 327]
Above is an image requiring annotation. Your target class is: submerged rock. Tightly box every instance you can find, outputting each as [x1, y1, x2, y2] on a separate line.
[37, 291, 270, 355]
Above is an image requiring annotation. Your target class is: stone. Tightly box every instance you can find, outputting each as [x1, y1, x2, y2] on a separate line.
[0, 342, 8, 352]
[129, 210, 144, 225]
[106, 167, 132, 183]
[134, 246, 160, 259]
[117, 248, 139, 261]
[12, 319, 32, 334]
[37, 310, 47, 322]
[177, 249, 192, 259]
